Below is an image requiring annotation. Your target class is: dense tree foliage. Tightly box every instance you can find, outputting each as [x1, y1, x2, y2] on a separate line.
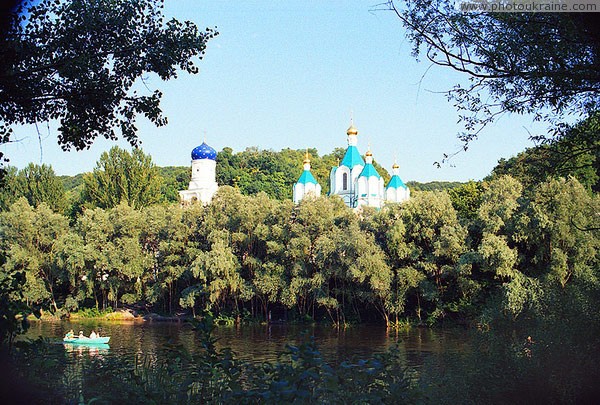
[42, 146, 396, 205]
[216, 146, 390, 199]
[0, 163, 66, 212]
[0, 0, 216, 177]
[406, 180, 462, 191]
[489, 112, 600, 192]
[1, 174, 596, 327]
[0, 141, 596, 329]
[82, 146, 162, 209]
[447, 180, 483, 223]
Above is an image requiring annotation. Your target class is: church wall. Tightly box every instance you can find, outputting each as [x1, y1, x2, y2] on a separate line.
[189, 159, 217, 189]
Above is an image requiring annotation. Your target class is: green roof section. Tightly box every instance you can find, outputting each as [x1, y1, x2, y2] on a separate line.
[340, 146, 365, 168]
[358, 163, 381, 179]
[386, 175, 407, 189]
[297, 170, 318, 185]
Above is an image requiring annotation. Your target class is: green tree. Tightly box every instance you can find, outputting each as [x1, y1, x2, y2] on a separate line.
[448, 180, 483, 223]
[75, 204, 151, 309]
[0, 166, 18, 211]
[462, 176, 528, 320]
[0, 198, 69, 312]
[0, 164, 66, 213]
[82, 146, 162, 209]
[364, 205, 425, 326]
[515, 177, 599, 290]
[52, 231, 88, 312]
[189, 237, 248, 316]
[142, 204, 196, 313]
[397, 192, 467, 324]
[14, 163, 66, 213]
[489, 113, 600, 192]
[0, 0, 217, 174]
[157, 166, 191, 203]
[281, 196, 351, 320]
[385, 0, 600, 157]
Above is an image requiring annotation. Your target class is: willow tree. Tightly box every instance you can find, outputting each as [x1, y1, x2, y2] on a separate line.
[365, 205, 424, 326]
[141, 204, 192, 314]
[281, 196, 353, 320]
[189, 237, 249, 316]
[472, 176, 537, 320]
[514, 178, 599, 318]
[0, 198, 70, 312]
[398, 192, 467, 324]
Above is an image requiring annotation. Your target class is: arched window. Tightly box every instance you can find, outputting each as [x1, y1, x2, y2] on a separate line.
[342, 173, 348, 190]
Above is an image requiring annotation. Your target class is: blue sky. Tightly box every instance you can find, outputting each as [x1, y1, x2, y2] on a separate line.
[2, 0, 547, 182]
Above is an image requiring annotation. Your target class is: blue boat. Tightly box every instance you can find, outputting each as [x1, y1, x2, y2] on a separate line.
[64, 343, 110, 351]
[63, 336, 110, 344]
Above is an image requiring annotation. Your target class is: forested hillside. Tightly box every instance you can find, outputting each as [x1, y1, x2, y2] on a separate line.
[52, 146, 457, 206]
[22, 146, 443, 212]
[1, 135, 597, 328]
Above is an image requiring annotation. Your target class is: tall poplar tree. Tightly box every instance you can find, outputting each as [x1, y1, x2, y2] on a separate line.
[82, 146, 162, 209]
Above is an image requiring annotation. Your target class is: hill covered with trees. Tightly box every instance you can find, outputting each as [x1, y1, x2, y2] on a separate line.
[1, 163, 597, 329]
[5, 145, 448, 215]
[1, 122, 597, 356]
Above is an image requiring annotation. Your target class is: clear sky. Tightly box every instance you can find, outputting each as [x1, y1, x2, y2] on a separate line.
[2, 0, 547, 182]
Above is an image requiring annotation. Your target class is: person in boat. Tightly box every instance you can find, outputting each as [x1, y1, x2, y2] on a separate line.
[90, 330, 97, 339]
[65, 330, 74, 339]
[78, 330, 85, 339]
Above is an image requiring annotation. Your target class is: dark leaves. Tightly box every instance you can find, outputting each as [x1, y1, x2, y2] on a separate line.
[0, 0, 218, 153]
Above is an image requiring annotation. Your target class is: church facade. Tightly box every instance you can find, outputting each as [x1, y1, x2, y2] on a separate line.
[179, 142, 219, 204]
[294, 121, 410, 208]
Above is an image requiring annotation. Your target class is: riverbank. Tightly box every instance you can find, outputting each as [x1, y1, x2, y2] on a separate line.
[28, 309, 326, 325]
[27, 308, 188, 322]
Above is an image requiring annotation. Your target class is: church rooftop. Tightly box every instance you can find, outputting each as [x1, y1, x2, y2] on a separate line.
[340, 145, 365, 168]
[387, 175, 407, 189]
[359, 163, 381, 179]
[297, 170, 318, 185]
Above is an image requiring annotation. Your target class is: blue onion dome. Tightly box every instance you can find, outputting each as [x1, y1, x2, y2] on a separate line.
[191, 142, 217, 160]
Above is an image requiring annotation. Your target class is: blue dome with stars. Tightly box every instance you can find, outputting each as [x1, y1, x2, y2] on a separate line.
[191, 142, 217, 160]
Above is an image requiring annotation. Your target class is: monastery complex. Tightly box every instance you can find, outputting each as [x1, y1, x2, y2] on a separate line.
[180, 121, 410, 209]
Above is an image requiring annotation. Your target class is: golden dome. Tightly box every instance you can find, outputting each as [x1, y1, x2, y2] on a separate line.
[303, 150, 310, 164]
[346, 124, 358, 136]
[365, 150, 373, 157]
[392, 162, 399, 169]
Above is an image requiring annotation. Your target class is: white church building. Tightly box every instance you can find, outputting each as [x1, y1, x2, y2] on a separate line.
[179, 141, 219, 204]
[294, 121, 410, 208]
[292, 151, 322, 204]
[180, 121, 410, 208]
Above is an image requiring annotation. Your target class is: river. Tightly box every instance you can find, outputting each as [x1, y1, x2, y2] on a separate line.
[23, 320, 470, 367]
[16, 319, 595, 403]
[13, 320, 475, 402]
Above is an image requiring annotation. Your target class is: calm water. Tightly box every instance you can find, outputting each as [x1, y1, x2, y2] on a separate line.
[17, 320, 599, 403]
[15, 321, 481, 402]
[23, 320, 470, 367]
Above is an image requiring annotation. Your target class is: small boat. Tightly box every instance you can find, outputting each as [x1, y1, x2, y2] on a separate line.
[64, 343, 110, 352]
[63, 336, 110, 344]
